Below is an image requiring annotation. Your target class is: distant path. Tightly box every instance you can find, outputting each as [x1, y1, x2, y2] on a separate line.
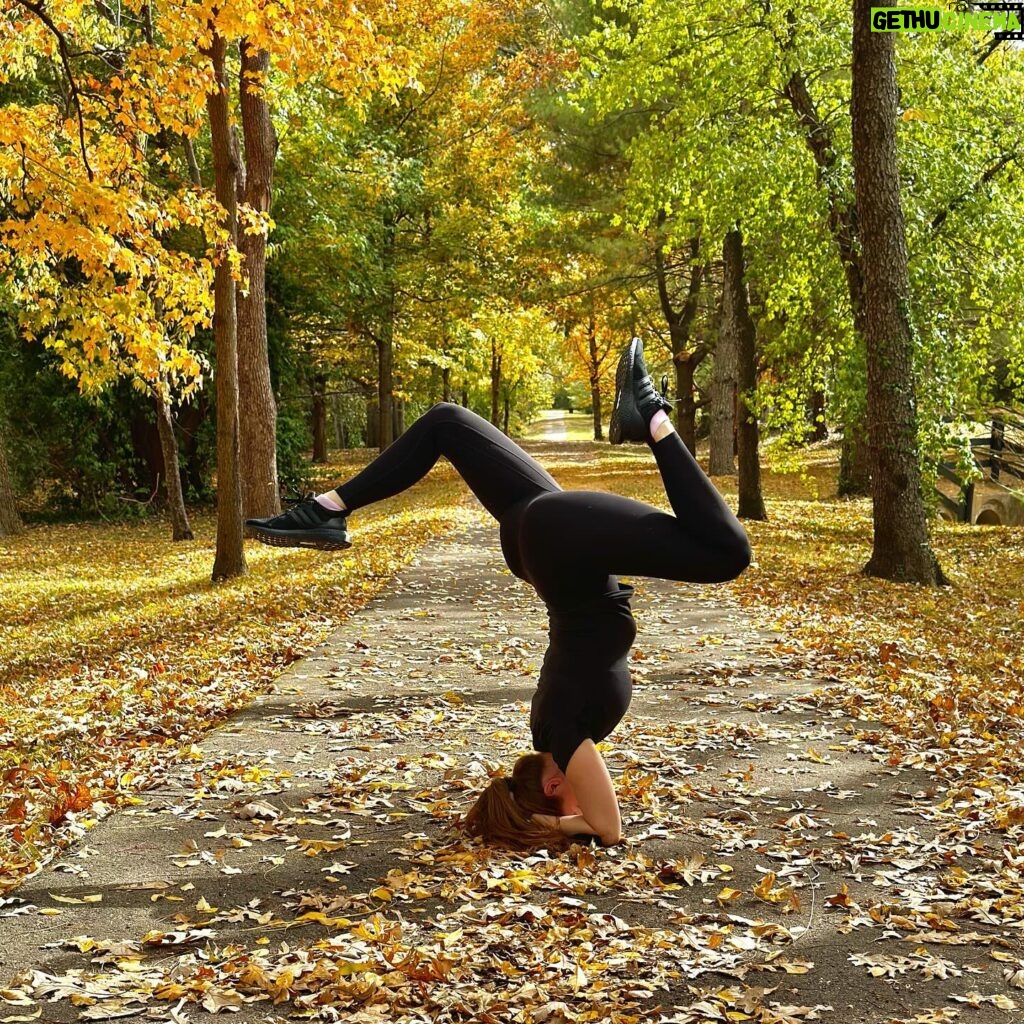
[526, 409, 570, 441]
[523, 409, 598, 443]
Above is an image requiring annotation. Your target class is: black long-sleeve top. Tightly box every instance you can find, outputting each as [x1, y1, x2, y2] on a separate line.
[529, 582, 637, 772]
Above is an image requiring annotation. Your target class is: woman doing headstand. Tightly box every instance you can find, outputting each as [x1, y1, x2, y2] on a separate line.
[246, 339, 751, 848]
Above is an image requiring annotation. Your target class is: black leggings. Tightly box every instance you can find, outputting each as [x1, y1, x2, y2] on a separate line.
[337, 403, 751, 607]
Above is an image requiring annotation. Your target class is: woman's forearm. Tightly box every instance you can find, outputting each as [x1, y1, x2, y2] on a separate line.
[540, 811, 618, 843]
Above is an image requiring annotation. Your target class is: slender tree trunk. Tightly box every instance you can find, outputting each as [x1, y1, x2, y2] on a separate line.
[839, 423, 873, 494]
[851, 0, 945, 584]
[206, 30, 246, 581]
[237, 40, 280, 517]
[808, 386, 828, 442]
[377, 328, 394, 450]
[0, 413, 22, 537]
[154, 390, 194, 541]
[722, 228, 767, 519]
[366, 400, 379, 449]
[331, 394, 344, 449]
[442, 366, 452, 404]
[785, 63, 872, 495]
[587, 315, 603, 441]
[709, 261, 737, 476]
[490, 340, 502, 427]
[376, 217, 398, 450]
[654, 217, 706, 453]
[672, 356, 698, 454]
[503, 392, 511, 435]
[311, 373, 328, 462]
[392, 397, 404, 440]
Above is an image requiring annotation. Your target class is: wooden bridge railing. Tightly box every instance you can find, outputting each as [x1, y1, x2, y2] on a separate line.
[936, 409, 1024, 524]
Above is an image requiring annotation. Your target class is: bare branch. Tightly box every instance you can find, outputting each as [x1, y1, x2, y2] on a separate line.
[930, 151, 1017, 234]
[16, 0, 95, 181]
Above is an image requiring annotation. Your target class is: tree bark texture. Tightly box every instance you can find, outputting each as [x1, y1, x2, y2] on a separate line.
[236, 40, 280, 517]
[653, 220, 706, 453]
[154, 390, 194, 541]
[587, 315, 603, 442]
[206, 30, 246, 581]
[0, 412, 22, 537]
[722, 229, 767, 520]
[709, 256, 737, 476]
[851, 0, 945, 583]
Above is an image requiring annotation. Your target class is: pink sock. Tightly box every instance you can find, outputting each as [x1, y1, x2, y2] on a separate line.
[316, 492, 345, 512]
[649, 409, 670, 440]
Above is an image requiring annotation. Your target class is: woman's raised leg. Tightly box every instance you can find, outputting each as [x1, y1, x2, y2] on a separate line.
[246, 403, 561, 549]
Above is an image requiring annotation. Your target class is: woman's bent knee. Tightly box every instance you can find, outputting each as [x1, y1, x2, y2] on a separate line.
[721, 536, 752, 580]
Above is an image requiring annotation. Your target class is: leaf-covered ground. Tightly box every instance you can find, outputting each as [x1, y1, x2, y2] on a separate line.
[2, 436, 1023, 1024]
[0, 453, 475, 890]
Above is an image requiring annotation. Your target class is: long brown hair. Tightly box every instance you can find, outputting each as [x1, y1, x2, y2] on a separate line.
[462, 753, 567, 850]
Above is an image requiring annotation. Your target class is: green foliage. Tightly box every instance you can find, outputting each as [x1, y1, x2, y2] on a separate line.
[569, 0, 1024, 482]
[0, 304, 216, 518]
[275, 408, 315, 498]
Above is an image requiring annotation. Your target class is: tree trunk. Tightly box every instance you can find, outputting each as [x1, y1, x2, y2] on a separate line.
[442, 366, 452, 404]
[709, 262, 737, 476]
[236, 40, 280, 518]
[654, 217, 706, 454]
[0, 413, 22, 537]
[377, 328, 394, 450]
[784, 61, 872, 495]
[311, 373, 328, 462]
[671, 356, 697, 453]
[851, 0, 945, 584]
[808, 386, 828, 442]
[376, 215, 398, 451]
[461, 387, 468, 408]
[503, 392, 511, 435]
[722, 228, 766, 520]
[839, 423, 873, 495]
[206, 30, 246, 581]
[331, 394, 345, 449]
[366, 400, 379, 449]
[392, 397, 404, 440]
[154, 390, 194, 541]
[490, 340, 502, 427]
[587, 315, 603, 441]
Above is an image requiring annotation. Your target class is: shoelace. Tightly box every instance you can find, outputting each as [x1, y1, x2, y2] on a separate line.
[268, 493, 321, 526]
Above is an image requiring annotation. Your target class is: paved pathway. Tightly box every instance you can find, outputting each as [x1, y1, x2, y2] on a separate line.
[0, 523, 1017, 1023]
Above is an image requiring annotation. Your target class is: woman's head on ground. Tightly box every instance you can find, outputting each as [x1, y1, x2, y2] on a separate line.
[462, 752, 575, 849]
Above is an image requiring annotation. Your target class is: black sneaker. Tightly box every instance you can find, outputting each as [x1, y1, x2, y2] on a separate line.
[245, 497, 352, 551]
[609, 338, 672, 444]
